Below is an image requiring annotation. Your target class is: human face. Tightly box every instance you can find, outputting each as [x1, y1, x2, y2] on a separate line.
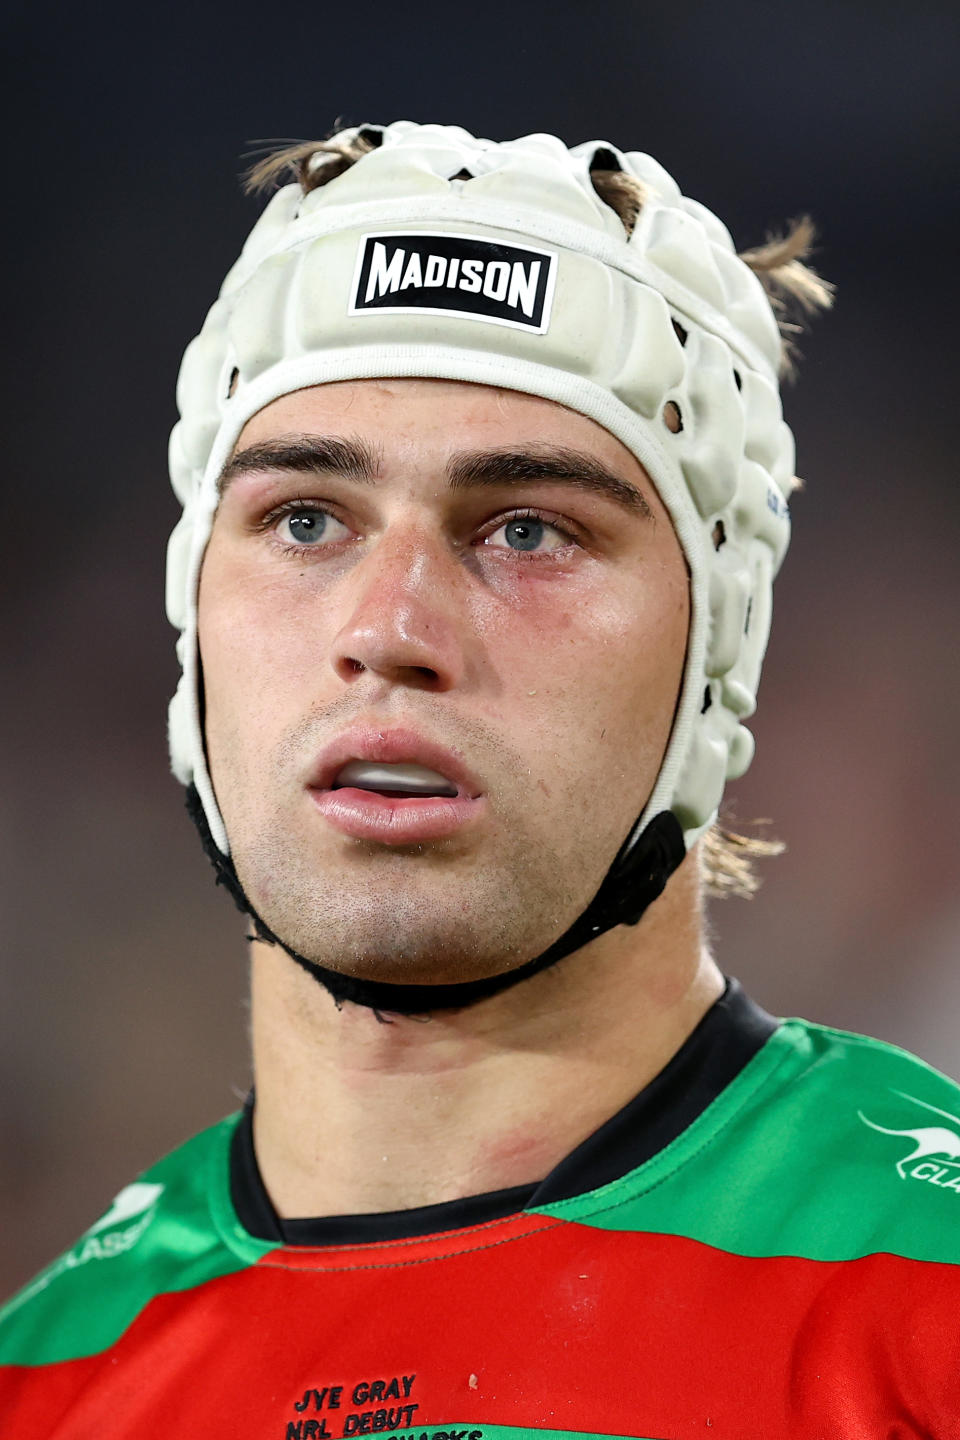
[198, 379, 689, 987]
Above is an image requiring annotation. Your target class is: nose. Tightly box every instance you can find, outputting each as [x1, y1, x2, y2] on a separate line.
[330, 524, 468, 691]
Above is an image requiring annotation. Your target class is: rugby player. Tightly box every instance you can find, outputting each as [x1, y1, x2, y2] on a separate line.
[3, 121, 958, 1437]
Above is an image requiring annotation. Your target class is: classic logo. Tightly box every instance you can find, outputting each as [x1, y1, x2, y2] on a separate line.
[349, 231, 557, 333]
[859, 1090, 960, 1190]
[4, 1182, 165, 1316]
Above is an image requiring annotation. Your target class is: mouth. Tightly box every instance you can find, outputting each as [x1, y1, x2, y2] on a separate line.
[331, 759, 461, 800]
[307, 728, 486, 845]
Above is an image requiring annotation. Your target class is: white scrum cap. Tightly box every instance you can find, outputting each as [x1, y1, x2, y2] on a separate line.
[167, 121, 796, 857]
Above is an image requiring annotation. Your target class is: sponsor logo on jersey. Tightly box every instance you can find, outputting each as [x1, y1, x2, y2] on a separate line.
[859, 1091, 960, 1191]
[349, 232, 558, 333]
[2, 1183, 165, 1316]
[87, 1181, 164, 1234]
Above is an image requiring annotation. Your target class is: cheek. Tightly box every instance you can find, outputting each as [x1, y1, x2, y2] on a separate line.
[475, 559, 689, 743]
[197, 545, 321, 763]
[463, 559, 689, 838]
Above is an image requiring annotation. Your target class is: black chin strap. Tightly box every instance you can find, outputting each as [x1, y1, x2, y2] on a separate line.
[185, 785, 685, 1014]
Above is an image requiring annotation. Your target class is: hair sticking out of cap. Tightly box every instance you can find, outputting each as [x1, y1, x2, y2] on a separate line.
[738, 217, 835, 380]
[243, 129, 381, 197]
[243, 132, 832, 380]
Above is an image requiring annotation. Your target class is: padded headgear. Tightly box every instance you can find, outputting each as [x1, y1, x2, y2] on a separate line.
[167, 121, 794, 884]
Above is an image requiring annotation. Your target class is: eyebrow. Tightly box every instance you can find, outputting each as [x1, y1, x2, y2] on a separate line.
[447, 446, 653, 519]
[219, 435, 653, 520]
[219, 436, 383, 492]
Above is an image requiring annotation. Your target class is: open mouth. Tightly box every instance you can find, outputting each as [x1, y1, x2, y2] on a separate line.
[330, 760, 460, 800]
[308, 731, 485, 845]
[312, 757, 482, 845]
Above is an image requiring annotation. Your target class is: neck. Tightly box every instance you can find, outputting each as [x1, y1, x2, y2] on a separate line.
[250, 848, 722, 1219]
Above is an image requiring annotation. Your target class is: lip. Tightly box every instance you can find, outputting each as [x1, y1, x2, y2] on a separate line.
[307, 726, 486, 845]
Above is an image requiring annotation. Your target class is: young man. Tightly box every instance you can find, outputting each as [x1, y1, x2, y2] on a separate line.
[2, 122, 958, 1436]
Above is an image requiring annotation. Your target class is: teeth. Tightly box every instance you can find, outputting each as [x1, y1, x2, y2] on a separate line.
[333, 760, 459, 797]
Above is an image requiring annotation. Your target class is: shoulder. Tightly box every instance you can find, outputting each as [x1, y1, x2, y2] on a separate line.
[0, 1113, 250, 1368]
[770, 1014, 960, 1154]
[714, 1016, 960, 1264]
[554, 1016, 960, 1269]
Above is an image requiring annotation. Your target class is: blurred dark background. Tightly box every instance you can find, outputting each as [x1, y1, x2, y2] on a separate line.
[3, 0, 958, 1297]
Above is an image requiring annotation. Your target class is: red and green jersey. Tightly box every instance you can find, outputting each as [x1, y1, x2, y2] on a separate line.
[3, 981, 960, 1438]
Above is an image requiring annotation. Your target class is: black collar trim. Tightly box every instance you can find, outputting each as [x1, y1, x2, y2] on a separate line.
[230, 976, 777, 1246]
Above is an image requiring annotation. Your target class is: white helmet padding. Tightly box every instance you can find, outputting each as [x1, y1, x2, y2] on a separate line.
[167, 122, 794, 909]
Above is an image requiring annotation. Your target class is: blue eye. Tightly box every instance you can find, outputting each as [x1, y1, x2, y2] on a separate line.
[278, 509, 349, 546]
[505, 518, 544, 551]
[486, 515, 568, 553]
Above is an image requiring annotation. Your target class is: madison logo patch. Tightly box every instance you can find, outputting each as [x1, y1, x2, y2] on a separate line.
[350, 231, 557, 333]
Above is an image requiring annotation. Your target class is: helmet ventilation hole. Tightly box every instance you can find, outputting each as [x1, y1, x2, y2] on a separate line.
[744, 598, 753, 634]
[712, 519, 726, 550]
[449, 167, 474, 181]
[663, 400, 683, 434]
[701, 685, 713, 714]
[588, 146, 621, 174]
[733, 369, 742, 391]
[672, 319, 688, 347]
[227, 367, 239, 398]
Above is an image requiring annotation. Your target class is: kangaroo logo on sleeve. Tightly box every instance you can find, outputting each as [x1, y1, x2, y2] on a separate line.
[859, 1091, 960, 1191]
[350, 232, 558, 333]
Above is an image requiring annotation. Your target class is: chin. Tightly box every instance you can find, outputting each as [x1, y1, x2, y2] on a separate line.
[232, 805, 602, 986]
[277, 908, 534, 988]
